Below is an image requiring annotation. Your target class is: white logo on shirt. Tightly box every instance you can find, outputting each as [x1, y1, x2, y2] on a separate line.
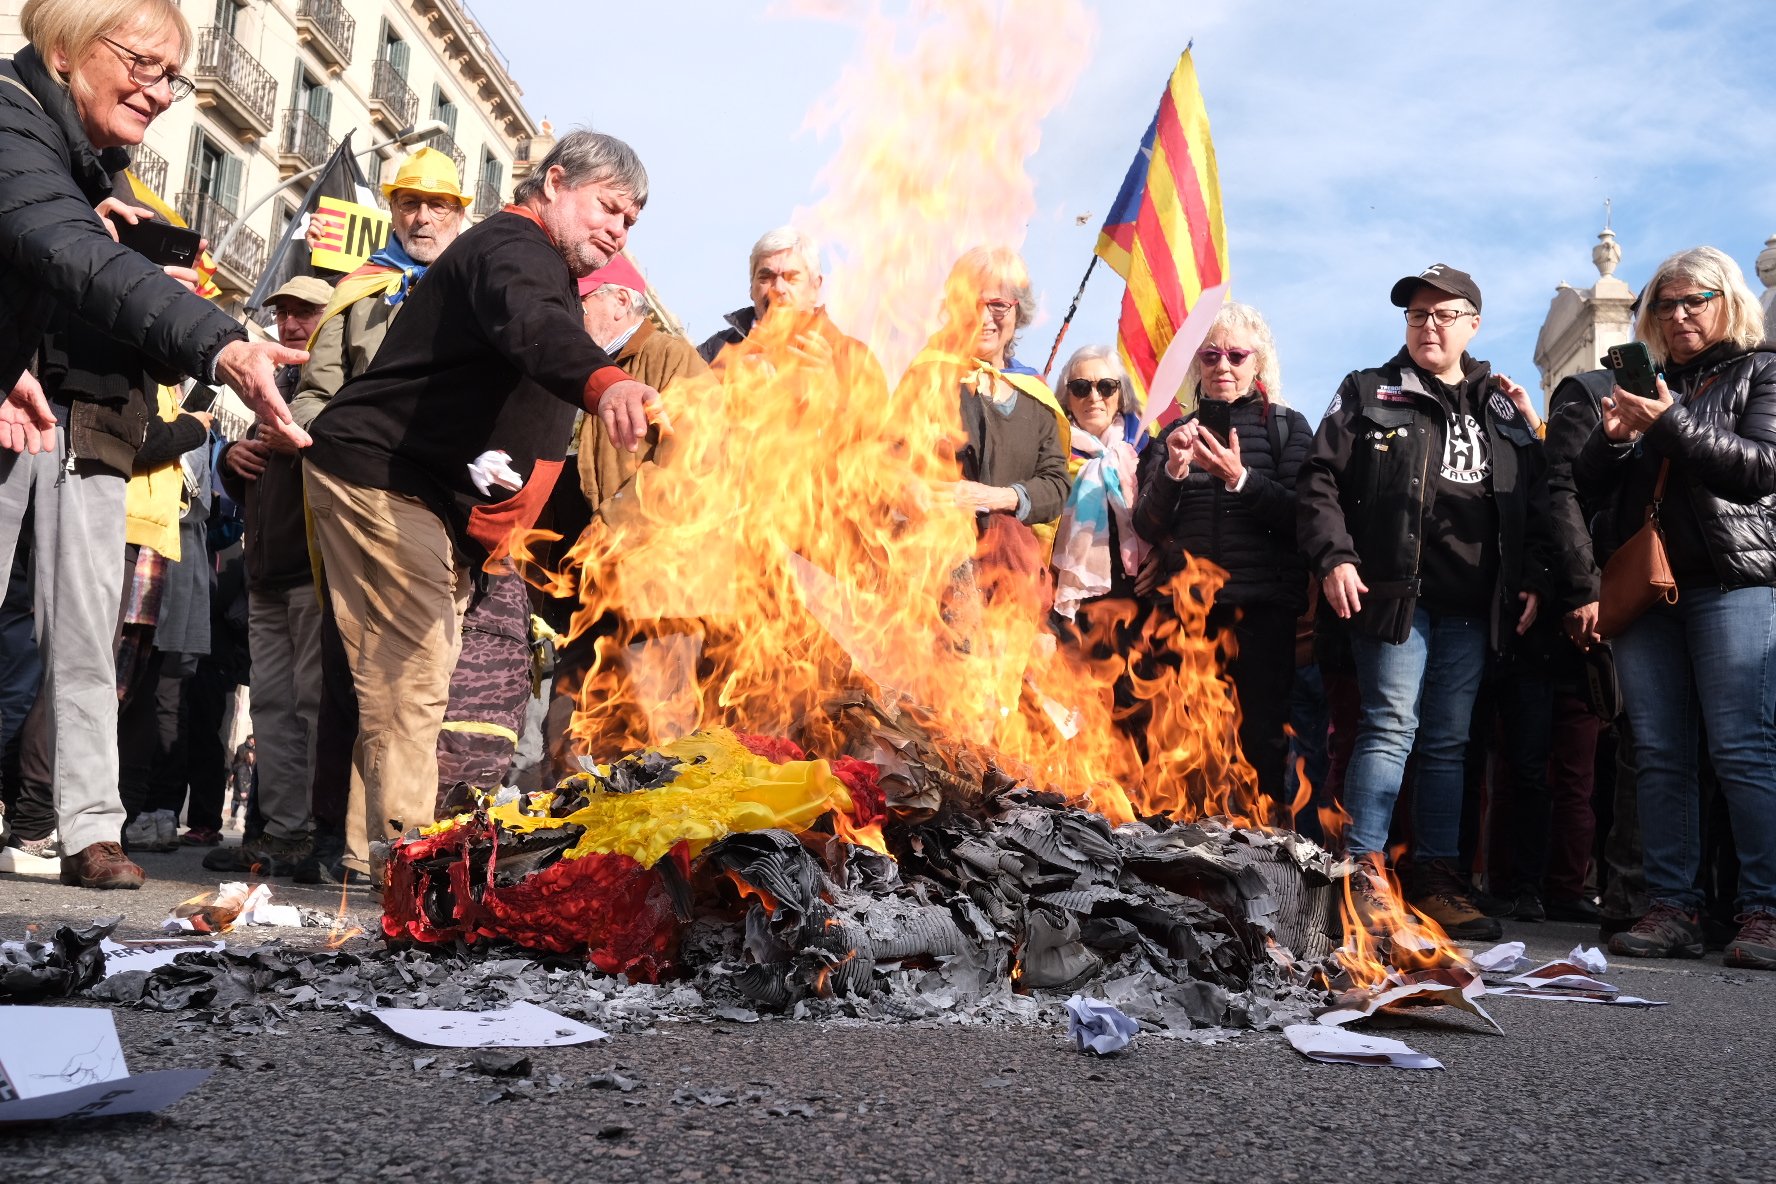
[1441, 413, 1490, 485]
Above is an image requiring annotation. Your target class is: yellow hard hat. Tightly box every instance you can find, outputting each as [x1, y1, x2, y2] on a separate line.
[381, 147, 471, 209]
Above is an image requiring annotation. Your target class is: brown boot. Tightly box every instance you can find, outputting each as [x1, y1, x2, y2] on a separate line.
[59, 841, 145, 890]
[1405, 859, 1501, 941]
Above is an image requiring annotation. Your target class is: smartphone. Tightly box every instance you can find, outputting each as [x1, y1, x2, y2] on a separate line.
[1197, 399, 1232, 446]
[115, 218, 203, 269]
[1603, 341, 1658, 398]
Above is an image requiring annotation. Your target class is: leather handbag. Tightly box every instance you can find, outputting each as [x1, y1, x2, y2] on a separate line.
[1595, 458, 1677, 639]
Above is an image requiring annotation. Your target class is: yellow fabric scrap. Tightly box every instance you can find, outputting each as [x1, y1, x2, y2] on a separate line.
[485, 729, 852, 868]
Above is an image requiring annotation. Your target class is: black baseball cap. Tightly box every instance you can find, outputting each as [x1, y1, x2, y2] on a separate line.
[1390, 263, 1482, 312]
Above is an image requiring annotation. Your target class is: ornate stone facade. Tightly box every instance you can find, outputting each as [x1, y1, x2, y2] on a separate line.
[1532, 227, 1636, 409]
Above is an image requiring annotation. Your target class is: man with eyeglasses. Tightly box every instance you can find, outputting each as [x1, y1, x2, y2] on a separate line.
[1299, 263, 1551, 940]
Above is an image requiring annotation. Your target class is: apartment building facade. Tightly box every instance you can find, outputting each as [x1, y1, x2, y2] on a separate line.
[1, 0, 541, 306]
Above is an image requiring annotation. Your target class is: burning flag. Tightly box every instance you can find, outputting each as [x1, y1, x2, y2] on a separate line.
[1094, 48, 1231, 427]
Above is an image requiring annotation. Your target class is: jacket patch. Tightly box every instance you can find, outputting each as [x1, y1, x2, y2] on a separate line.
[1375, 386, 1413, 403]
[1488, 391, 1518, 422]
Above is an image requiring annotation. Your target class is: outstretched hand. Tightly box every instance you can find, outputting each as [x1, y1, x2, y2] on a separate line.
[599, 379, 667, 452]
[213, 339, 311, 449]
[0, 370, 57, 454]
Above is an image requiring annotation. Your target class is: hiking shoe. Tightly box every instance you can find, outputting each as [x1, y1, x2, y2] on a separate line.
[181, 827, 223, 847]
[59, 841, 145, 889]
[1405, 860, 1503, 942]
[0, 840, 61, 879]
[1723, 911, 1776, 971]
[1608, 901, 1705, 959]
[203, 833, 312, 877]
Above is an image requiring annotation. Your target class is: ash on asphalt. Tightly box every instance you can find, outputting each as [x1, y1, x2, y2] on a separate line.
[2, 846, 1772, 1183]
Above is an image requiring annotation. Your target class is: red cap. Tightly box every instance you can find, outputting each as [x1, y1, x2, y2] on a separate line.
[577, 254, 648, 298]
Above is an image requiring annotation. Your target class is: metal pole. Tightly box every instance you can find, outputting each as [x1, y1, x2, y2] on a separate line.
[1040, 253, 1100, 380]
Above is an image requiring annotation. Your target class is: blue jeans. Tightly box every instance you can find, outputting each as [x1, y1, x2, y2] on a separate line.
[1345, 607, 1488, 861]
[1611, 585, 1776, 913]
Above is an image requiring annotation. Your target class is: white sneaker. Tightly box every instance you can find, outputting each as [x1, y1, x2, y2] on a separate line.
[123, 812, 159, 852]
[0, 841, 62, 879]
[155, 809, 180, 852]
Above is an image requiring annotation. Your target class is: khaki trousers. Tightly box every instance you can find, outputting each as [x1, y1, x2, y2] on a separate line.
[302, 462, 469, 873]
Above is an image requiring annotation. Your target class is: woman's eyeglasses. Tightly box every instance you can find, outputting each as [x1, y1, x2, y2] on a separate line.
[1649, 291, 1722, 320]
[1065, 378, 1122, 401]
[1197, 347, 1253, 367]
[100, 36, 194, 101]
[1403, 308, 1477, 328]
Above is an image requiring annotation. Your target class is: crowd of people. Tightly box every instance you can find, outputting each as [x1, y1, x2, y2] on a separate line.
[1, 0, 1772, 977]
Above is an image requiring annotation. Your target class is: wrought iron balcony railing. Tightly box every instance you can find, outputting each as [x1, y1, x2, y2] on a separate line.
[296, 0, 355, 71]
[176, 190, 265, 288]
[129, 142, 168, 197]
[193, 27, 276, 139]
[369, 59, 418, 132]
[279, 108, 337, 175]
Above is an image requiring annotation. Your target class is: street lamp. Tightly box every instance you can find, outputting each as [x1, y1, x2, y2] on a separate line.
[209, 119, 451, 267]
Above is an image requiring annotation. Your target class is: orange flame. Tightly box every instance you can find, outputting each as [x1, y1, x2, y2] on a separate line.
[1334, 854, 1472, 992]
[325, 879, 364, 948]
[830, 812, 888, 855]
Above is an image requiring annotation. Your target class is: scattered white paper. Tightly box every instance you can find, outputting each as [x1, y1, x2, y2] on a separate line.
[369, 1000, 610, 1048]
[1509, 961, 1618, 994]
[1567, 945, 1608, 974]
[99, 938, 226, 979]
[1063, 995, 1139, 1056]
[1471, 941, 1527, 973]
[1487, 985, 1666, 1007]
[163, 882, 300, 932]
[1284, 1024, 1442, 1070]
[0, 1007, 211, 1123]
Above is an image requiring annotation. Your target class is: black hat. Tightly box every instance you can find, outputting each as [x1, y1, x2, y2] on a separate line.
[1390, 263, 1482, 312]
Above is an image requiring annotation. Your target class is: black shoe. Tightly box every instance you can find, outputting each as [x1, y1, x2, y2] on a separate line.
[1608, 902, 1705, 959]
[1544, 895, 1601, 923]
[1511, 890, 1546, 923]
[1469, 887, 1519, 919]
[202, 833, 313, 877]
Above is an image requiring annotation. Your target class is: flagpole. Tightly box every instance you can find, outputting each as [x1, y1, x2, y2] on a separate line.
[1039, 253, 1099, 380]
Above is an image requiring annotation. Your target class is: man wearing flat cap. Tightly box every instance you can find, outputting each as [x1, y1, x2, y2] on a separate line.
[1298, 263, 1550, 941]
[210, 274, 335, 875]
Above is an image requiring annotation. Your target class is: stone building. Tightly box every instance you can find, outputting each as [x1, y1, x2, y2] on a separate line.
[1, 0, 540, 306]
[1532, 226, 1636, 409]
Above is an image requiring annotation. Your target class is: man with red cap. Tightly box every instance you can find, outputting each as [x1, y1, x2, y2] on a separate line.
[575, 254, 708, 517]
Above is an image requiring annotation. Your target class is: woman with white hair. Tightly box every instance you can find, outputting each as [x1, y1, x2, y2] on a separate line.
[1051, 344, 1147, 620]
[1576, 245, 1776, 971]
[1132, 302, 1311, 805]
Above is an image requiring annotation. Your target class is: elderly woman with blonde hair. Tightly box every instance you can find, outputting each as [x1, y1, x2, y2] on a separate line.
[1576, 245, 1776, 971]
[1132, 301, 1311, 804]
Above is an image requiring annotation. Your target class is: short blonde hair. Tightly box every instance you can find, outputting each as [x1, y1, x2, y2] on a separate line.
[1183, 301, 1286, 405]
[20, 0, 190, 86]
[1635, 246, 1766, 365]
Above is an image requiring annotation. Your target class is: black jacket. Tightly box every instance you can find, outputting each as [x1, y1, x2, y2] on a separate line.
[1133, 394, 1312, 612]
[1297, 350, 1551, 646]
[0, 47, 244, 395]
[697, 305, 755, 365]
[1575, 342, 1776, 590]
[220, 368, 312, 592]
[307, 209, 629, 564]
[1544, 370, 1612, 610]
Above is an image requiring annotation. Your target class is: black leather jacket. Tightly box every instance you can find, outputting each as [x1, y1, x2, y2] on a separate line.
[1575, 342, 1776, 590]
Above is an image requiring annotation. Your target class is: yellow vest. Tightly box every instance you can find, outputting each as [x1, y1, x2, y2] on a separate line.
[124, 385, 189, 559]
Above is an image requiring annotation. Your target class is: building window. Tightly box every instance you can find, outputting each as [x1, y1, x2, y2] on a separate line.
[431, 85, 458, 137]
[214, 0, 241, 37]
[291, 65, 332, 124]
[380, 20, 409, 77]
[186, 129, 243, 213]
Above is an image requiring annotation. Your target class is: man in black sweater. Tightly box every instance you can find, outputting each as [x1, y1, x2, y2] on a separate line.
[302, 131, 660, 881]
[1298, 264, 1550, 941]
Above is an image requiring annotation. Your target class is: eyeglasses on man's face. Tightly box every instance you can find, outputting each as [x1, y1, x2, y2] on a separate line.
[99, 36, 194, 101]
[1649, 290, 1722, 320]
[1066, 377, 1122, 401]
[392, 195, 462, 217]
[1404, 307, 1478, 328]
[1197, 347, 1253, 367]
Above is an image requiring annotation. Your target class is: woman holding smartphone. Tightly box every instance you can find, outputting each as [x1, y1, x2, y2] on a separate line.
[1575, 246, 1776, 971]
[1132, 302, 1312, 807]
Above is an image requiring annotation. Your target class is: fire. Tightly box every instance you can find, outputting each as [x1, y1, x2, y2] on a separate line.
[829, 811, 888, 855]
[508, 0, 1265, 847]
[325, 880, 364, 948]
[724, 869, 778, 913]
[1334, 854, 1472, 992]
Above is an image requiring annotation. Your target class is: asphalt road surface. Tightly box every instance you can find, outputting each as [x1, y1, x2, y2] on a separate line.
[3, 844, 1771, 1183]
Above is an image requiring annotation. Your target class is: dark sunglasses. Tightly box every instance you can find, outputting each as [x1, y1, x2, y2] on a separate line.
[1065, 378, 1122, 401]
[1197, 347, 1253, 367]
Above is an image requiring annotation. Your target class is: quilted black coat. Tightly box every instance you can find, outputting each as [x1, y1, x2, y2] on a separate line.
[0, 46, 244, 394]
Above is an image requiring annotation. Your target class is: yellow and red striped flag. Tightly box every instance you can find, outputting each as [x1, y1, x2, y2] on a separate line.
[1095, 50, 1229, 427]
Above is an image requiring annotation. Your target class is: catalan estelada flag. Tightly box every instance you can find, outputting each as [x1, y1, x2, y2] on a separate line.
[1095, 50, 1229, 421]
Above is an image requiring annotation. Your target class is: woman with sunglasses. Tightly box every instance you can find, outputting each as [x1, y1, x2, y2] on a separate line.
[0, 0, 305, 891]
[1051, 345, 1147, 621]
[1132, 302, 1311, 806]
[1575, 246, 1776, 971]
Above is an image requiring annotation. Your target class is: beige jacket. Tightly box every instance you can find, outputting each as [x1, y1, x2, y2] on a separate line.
[291, 294, 402, 427]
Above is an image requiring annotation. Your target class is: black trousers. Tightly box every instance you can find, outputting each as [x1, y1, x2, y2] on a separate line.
[1205, 601, 1299, 810]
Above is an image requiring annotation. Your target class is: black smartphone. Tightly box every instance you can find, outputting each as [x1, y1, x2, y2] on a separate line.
[1603, 341, 1658, 398]
[115, 218, 203, 269]
[1197, 399, 1232, 446]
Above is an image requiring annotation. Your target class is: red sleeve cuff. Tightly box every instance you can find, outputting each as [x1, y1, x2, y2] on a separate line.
[582, 366, 631, 413]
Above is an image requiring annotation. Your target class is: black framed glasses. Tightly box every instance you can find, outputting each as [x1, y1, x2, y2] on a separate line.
[1404, 307, 1478, 328]
[100, 36, 194, 101]
[1066, 378, 1122, 401]
[1649, 290, 1722, 320]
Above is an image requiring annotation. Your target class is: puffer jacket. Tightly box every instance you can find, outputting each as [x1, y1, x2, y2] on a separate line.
[0, 47, 244, 394]
[1133, 392, 1312, 612]
[1575, 342, 1776, 589]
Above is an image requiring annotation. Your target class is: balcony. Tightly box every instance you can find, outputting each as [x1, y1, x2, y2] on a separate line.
[369, 59, 417, 133]
[295, 0, 355, 74]
[129, 142, 168, 197]
[192, 27, 275, 142]
[278, 108, 337, 178]
[176, 190, 265, 294]
[426, 129, 466, 179]
[474, 178, 502, 214]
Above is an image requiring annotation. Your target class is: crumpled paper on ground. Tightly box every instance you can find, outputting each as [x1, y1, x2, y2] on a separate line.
[1318, 967, 1500, 1033]
[1064, 994, 1139, 1055]
[164, 882, 301, 932]
[1471, 941, 1527, 973]
[1285, 1023, 1442, 1070]
[1567, 945, 1607, 974]
[0, 918, 117, 1001]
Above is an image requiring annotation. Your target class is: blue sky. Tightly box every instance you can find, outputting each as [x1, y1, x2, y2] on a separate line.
[478, 0, 1776, 421]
